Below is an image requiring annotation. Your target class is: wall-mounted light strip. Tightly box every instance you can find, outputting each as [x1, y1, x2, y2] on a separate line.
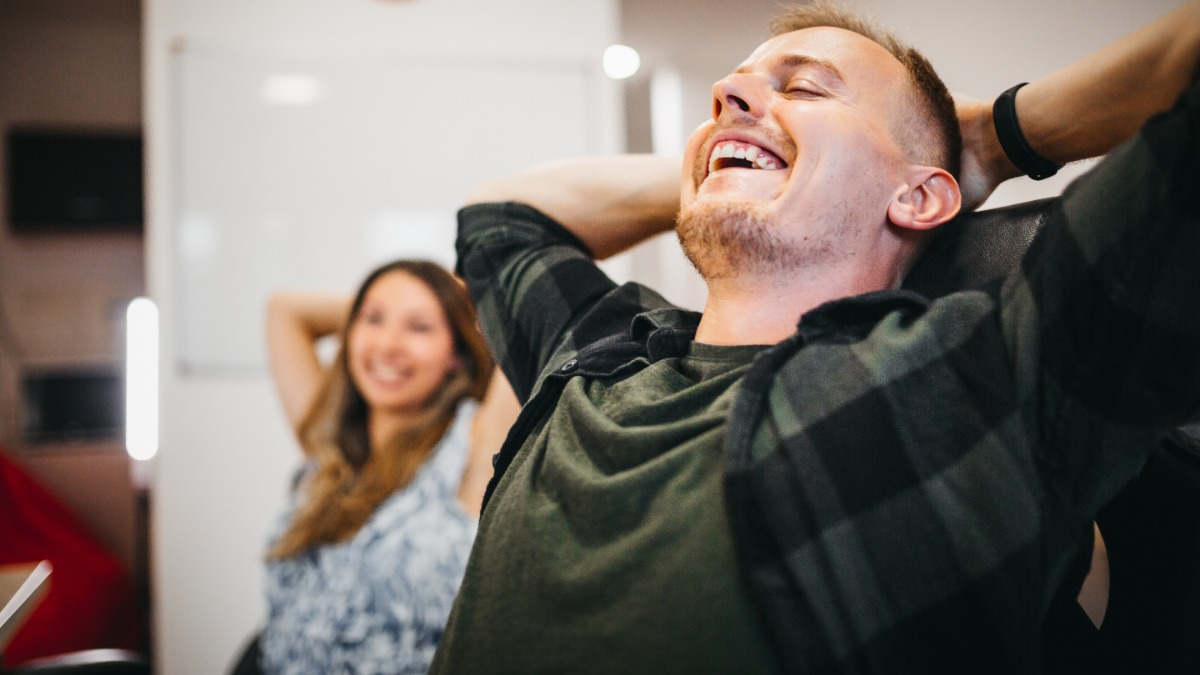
[126, 297, 159, 461]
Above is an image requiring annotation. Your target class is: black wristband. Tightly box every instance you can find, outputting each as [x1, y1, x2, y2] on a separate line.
[993, 83, 1060, 180]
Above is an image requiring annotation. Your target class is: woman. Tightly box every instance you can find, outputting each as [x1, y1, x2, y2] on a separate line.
[255, 260, 517, 674]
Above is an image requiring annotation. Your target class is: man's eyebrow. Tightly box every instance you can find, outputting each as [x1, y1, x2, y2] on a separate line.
[735, 54, 846, 83]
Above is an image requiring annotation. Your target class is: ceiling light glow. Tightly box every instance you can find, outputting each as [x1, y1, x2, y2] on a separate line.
[603, 44, 641, 80]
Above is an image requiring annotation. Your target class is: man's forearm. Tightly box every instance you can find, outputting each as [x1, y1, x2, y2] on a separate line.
[957, 1, 1200, 210]
[996, 3, 1199, 180]
[464, 154, 680, 259]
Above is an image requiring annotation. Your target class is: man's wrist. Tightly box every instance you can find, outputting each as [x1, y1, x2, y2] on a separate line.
[993, 83, 1061, 180]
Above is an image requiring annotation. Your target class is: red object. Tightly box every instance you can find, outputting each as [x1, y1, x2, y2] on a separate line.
[0, 449, 143, 668]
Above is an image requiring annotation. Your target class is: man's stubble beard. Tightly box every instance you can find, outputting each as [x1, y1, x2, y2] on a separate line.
[676, 198, 840, 281]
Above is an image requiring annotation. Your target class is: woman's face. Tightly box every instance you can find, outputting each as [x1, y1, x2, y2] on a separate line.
[346, 271, 458, 417]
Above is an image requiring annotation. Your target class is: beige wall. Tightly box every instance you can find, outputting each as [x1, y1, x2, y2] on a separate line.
[0, 0, 144, 399]
[0, 0, 143, 590]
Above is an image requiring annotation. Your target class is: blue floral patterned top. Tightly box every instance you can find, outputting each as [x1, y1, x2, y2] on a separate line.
[260, 400, 478, 674]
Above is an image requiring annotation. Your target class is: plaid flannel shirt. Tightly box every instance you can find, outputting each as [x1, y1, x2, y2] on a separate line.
[450, 80, 1200, 673]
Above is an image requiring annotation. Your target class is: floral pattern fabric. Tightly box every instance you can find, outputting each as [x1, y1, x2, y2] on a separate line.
[261, 401, 478, 674]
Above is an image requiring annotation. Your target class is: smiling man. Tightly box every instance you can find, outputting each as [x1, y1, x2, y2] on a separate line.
[431, 2, 1200, 673]
[674, 21, 961, 348]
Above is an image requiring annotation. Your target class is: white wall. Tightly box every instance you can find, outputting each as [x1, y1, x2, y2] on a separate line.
[144, 1, 621, 673]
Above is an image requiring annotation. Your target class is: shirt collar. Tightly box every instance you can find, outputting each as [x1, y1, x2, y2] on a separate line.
[630, 307, 702, 362]
[626, 289, 928, 356]
[796, 289, 930, 342]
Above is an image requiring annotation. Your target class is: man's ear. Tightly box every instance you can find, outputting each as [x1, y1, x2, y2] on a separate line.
[888, 166, 961, 231]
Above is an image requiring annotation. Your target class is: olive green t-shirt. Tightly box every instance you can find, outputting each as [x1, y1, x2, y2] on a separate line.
[434, 342, 781, 674]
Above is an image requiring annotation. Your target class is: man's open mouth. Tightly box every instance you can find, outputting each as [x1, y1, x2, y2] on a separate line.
[707, 140, 787, 175]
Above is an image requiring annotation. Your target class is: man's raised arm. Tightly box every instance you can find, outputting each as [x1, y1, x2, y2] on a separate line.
[957, 0, 1200, 209]
[465, 154, 680, 260]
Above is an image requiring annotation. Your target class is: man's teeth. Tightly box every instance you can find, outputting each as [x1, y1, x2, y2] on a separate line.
[708, 142, 781, 173]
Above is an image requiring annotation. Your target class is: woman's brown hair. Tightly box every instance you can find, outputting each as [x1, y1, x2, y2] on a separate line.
[269, 260, 493, 559]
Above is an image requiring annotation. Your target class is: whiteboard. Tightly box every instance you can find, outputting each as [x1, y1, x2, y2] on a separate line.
[171, 45, 600, 374]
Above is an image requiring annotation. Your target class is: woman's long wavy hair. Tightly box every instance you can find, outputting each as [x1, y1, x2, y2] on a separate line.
[268, 260, 493, 560]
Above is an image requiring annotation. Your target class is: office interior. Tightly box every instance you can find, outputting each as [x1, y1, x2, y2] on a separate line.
[0, 0, 1187, 672]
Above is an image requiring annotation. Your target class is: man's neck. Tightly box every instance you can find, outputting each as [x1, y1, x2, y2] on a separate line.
[693, 268, 899, 346]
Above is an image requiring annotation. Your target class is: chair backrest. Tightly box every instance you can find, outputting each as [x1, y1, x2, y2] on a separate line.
[902, 197, 1054, 297]
[903, 199, 1200, 672]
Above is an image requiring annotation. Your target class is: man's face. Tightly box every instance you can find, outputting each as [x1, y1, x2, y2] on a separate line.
[677, 27, 919, 281]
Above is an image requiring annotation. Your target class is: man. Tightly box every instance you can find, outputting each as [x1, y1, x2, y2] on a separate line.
[433, 2, 1200, 672]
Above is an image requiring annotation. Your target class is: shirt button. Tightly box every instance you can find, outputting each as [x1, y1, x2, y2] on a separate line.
[560, 359, 578, 372]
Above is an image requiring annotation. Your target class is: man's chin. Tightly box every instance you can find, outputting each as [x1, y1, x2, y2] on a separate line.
[676, 199, 787, 280]
[679, 196, 768, 223]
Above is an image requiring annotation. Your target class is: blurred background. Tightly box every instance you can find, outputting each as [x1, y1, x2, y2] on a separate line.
[0, 0, 1188, 672]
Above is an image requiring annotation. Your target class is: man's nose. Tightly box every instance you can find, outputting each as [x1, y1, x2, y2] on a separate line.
[712, 74, 762, 121]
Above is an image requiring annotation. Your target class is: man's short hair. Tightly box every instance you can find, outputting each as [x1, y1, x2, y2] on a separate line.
[771, 1, 962, 178]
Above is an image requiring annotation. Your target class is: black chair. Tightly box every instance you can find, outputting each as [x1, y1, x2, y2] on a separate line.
[902, 196, 1052, 297]
[904, 198, 1200, 674]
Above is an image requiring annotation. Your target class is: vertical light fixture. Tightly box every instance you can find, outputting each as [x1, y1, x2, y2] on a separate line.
[126, 297, 159, 462]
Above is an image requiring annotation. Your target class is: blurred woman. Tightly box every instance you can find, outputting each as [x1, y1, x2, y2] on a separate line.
[255, 260, 518, 674]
